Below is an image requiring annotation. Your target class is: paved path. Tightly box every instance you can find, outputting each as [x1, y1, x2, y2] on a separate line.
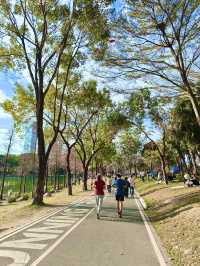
[0, 194, 166, 266]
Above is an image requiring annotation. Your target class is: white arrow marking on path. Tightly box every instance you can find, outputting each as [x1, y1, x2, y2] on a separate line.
[27, 223, 71, 234]
[46, 219, 74, 223]
[50, 215, 79, 220]
[31, 208, 94, 266]
[0, 249, 30, 266]
[0, 233, 58, 250]
[63, 209, 88, 214]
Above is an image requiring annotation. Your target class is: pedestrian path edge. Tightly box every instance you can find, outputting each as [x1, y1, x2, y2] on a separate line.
[135, 192, 173, 266]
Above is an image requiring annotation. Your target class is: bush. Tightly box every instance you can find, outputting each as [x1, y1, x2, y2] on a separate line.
[15, 193, 21, 199]
[22, 194, 29, 200]
[8, 196, 16, 203]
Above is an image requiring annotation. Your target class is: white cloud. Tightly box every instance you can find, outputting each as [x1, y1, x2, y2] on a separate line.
[0, 89, 8, 101]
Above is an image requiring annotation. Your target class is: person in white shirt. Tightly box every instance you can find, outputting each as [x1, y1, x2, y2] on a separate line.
[128, 175, 135, 197]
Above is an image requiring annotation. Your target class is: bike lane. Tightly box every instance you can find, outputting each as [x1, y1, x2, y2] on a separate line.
[35, 195, 165, 266]
[0, 197, 95, 266]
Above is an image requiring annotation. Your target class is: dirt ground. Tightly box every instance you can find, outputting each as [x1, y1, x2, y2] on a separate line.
[0, 184, 93, 237]
[137, 180, 200, 266]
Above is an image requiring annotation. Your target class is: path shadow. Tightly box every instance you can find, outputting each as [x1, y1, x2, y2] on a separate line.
[141, 186, 167, 197]
[148, 191, 200, 222]
[42, 203, 69, 208]
[99, 207, 143, 224]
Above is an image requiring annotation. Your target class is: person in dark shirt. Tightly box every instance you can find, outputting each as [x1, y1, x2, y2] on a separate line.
[94, 174, 105, 219]
[114, 173, 126, 218]
[124, 177, 130, 198]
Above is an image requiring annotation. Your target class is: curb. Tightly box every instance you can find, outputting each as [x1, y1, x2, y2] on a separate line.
[135, 190, 173, 266]
[135, 191, 147, 209]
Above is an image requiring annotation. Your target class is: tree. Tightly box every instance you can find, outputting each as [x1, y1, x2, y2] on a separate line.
[130, 88, 172, 183]
[0, 0, 111, 204]
[105, 0, 200, 129]
[75, 116, 108, 190]
[58, 81, 102, 195]
[117, 129, 141, 174]
[74, 84, 112, 190]
[117, 88, 171, 183]
[93, 142, 116, 175]
[169, 97, 200, 175]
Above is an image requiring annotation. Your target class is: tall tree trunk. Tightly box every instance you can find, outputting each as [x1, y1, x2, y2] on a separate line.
[160, 155, 168, 184]
[83, 165, 88, 191]
[186, 151, 193, 173]
[32, 108, 46, 205]
[188, 90, 200, 127]
[32, 139, 37, 198]
[23, 176, 26, 193]
[189, 149, 197, 175]
[66, 149, 72, 195]
[176, 147, 187, 173]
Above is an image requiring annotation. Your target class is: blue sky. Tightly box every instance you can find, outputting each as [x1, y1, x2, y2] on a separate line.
[0, 71, 26, 154]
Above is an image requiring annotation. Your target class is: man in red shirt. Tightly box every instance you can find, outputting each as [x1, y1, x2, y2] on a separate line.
[94, 174, 105, 219]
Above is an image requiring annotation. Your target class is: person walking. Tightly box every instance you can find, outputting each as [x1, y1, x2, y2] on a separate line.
[140, 171, 145, 182]
[94, 174, 105, 219]
[124, 177, 130, 198]
[114, 173, 126, 218]
[106, 176, 112, 193]
[129, 175, 135, 197]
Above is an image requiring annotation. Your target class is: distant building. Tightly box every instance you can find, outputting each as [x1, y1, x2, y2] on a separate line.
[24, 122, 37, 153]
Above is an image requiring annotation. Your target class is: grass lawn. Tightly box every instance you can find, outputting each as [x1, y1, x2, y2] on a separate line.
[0, 175, 66, 197]
[136, 178, 200, 266]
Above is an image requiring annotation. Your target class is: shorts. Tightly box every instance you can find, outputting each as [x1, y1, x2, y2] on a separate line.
[115, 194, 124, 201]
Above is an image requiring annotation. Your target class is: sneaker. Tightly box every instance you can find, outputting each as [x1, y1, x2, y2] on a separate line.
[97, 213, 100, 219]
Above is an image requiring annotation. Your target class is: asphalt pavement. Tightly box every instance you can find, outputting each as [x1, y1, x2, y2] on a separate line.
[0, 193, 166, 266]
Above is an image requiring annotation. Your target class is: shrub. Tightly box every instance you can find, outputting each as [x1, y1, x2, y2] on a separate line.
[8, 196, 16, 203]
[22, 194, 29, 200]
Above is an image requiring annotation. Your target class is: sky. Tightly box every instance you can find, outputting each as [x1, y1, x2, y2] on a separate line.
[0, 71, 26, 154]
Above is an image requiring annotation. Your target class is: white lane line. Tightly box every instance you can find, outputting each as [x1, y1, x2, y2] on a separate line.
[31, 207, 94, 266]
[0, 198, 88, 242]
[135, 198, 167, 266]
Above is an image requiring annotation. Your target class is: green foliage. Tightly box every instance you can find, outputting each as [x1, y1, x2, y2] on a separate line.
[118, 128, 141, 155]
[107, 110, 130, 132]
[171, 98, 200, 146]
[1, 84, 35, 130]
